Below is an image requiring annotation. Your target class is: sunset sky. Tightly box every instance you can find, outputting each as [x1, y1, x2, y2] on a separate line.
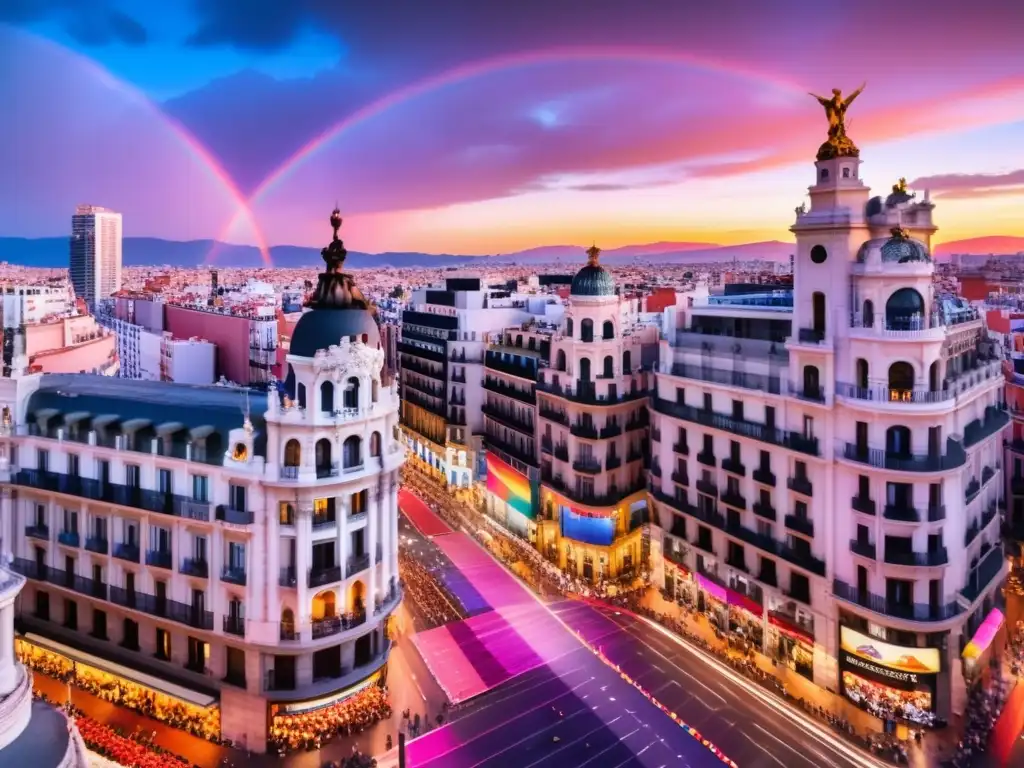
[2, 1, 1023, 255]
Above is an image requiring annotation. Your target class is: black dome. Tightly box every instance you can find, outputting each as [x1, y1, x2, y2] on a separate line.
[570, 245, 616, 297]
[290, 308, 380, 358]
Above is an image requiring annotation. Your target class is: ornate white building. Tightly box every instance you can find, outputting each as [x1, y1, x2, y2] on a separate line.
[0, 210, 403, 752]
[650, 132, 1008, 724]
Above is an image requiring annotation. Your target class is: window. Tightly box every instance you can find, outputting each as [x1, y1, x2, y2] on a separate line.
[731, 400, 743, 421]
[192, 474, 209, 502]
[126, 464, 140, 487]
[158, 468, 172, 493]
[228, 542, 245, 571]
[67, 453, 79, 477]
[703, 393, 712, 411]
[37, 449, 48, 471]
[229, 484, 246, 512]
[279, 502, 295, 526]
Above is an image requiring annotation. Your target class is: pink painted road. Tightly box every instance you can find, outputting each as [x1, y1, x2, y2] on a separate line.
[398, 488, 454, 538]
[397, 494, 728, 768]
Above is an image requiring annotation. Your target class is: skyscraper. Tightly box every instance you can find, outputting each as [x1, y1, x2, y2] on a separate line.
[69, 205, 122, 303]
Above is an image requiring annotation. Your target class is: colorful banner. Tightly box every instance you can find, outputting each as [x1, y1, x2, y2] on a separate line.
[840, 627, 941, 675]
[486, 453, 534, 519]
[963, 608, 1004, 661]
[561, 507, 615, 546]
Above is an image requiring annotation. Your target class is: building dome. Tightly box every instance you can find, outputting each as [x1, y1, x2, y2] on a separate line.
[289, 208, 380, 358]
[880, 230, 930, 263]
[570, 245, 616, 297]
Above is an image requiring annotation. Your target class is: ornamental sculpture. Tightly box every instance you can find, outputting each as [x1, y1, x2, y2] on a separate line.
[809, 83, 866, 161]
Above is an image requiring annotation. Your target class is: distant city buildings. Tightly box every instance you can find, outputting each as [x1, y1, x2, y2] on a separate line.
[69, 205, 122, 304]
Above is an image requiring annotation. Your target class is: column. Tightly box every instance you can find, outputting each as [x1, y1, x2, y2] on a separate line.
[367, 485, 378, 607]
[390, 473, 399, 585]
[0, 603, 16, 695]
[379, 483, 392, 597]
[266, 502, 280, 623]
[1, 490, 12, 563]
[295, 506, 312, 633]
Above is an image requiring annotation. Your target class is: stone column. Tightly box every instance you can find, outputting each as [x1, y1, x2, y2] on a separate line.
[295, 506, 312, 640]
[379, 483, 392, 597]
[367, 485, 378, 606]
[0, 602, 16, 696]
[0, 490, 12, 564]
[266, 500, 280, 623]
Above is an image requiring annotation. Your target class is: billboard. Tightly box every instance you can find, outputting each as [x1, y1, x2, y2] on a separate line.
[486, 453, 534, 520]
[838, 626, 941, 725]
[560, 506, 615, 546]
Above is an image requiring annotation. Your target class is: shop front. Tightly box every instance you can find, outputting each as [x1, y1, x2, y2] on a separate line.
[838, 626, 942, 728]
[768, 601, 816, 681]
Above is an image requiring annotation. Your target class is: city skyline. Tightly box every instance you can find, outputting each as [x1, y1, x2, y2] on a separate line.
[2, 2, 1023, 257]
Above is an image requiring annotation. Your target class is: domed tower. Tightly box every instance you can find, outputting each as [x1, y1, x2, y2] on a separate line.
[535, 246, 650, 584]
[259, 209, 403, 735]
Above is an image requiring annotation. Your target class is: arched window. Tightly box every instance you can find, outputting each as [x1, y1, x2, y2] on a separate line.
[578, 357, 591, 382]
[343, 435, 362, 468]
[297, 382, 306, 409]
[320, 380, 334, 413]
[885, 288, 925, 331]
[929, 361, 941, 392]
[281, 607, 295, 631]
[370, 431, 382, 457]
[602, 320, 614, 340]
[888, 362, 915, 401]
[349, 580, 365, 613]
[315, 438, 333, 476]
[516, 334, 523, 347]
[622, 350, 631, 373]
[581, 318, 594, 343]
[566, 318, 573, 337]
[555, 349, 567, 371]
[855, 359, 869, 389]
[886, 426, 912, 457]
[371, 378, 379, 403]
[311, 591, 336, 620]
[344, 377, 360, 410]
[820, 168, 829, 181]
[602, 355, 614, 378]
[283, 439, 301, 467]
[862, 299, 874, 328]
[803, 365, 821, 398]
[812, 292, 826, 335]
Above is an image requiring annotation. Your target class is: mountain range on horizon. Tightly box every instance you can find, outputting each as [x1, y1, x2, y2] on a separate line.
[0, 235, 1021, 270]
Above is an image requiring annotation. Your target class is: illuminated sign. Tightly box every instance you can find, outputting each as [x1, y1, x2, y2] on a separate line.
[275, 672, 381, 715]
[839, 626, 940, 693]
[486, 453, 533, 519]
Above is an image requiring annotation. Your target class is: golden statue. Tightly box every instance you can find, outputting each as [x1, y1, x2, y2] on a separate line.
[892, 177, 908, 195]
[809, 83, 866, 161]
[586, 244, 601, 266]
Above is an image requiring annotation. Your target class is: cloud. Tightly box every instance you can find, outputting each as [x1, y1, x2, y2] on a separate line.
[911, 169, 1024, 200]
[186, 0, 313, 51]
[0, 1, 147, 46]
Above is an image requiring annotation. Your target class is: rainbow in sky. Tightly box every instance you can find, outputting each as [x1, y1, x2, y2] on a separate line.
[486, 453, 534, 519]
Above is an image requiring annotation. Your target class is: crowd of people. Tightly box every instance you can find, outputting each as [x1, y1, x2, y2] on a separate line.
[949, 667, 1011, 768]
[841, 670, 936, 727]
[17, 640, 222, 742]
[35, 691, 193, 768]
[267, 682, 392, 755]
[397, 521, 467, 630]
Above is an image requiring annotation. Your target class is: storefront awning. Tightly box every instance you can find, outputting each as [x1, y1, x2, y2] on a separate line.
[963, 607, 1004, 661]
[121, 418, 151, 433]
[22, 632, 217, 708]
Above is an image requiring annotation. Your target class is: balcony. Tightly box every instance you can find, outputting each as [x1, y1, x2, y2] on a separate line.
[841, 442, 966, 473]
[311, 611, 367, 640]
[108, 586, 214, 631]
[696, 478, 718, 497]
[145, 550, 172, 570]
[600, 423, 623, 439]
[485, 350, 538, 381]
[482, 377, 536, 406]
[883, 504, 919, 523]
[835, 382, 954, 406]
[569, 421, 599, 439]
[57, 531, 80, 548]
[722, 457, 746, 476]
[625, 413, 649, 432]
[696, 451, 715, 467]
[279, 566, 297, 588]
[605, 456, 622, 471]
[753, 500, 777, 522]
[752, 467, 776, 487]
[672, 441, 689, 456]
[784, 514, 814, 537]
[666, 362, 782, 395]
[797, 327, 826, 344]
[721, 489, 747, 510]
[347, 554, 371, 577]
[572, 459, 602, 475]
[315, 463, 340, 479]
[25, 524, 49, 541]
[180, 558, 209, 578]
[84, 536, 109, 555]
[670, 470, 688, 486]
[113, 543, 140, 563]
[963, 407, 1010, 449]
[309, 565, 342, 588]
[851, 495, 876, 516]
[13, 469, 212, 521]
[850, 539, 876, 559]
[216, 506, 254, 525]
[537, 379, 646, 406]
[482, 403, 534, 435]
[223, 615, 246, 637]
[538, 406, 568, 425]
[484, 431, 537, 467]
[221, 566, 247, 586]
[961, 547, 1005, 603]
[1011, 475, 1024, 496]
[883, 548, 948, 567]
[833, 579, 961, 622]
[788, 476, 813, 497]
[652, 398, 819, 456]
[542, 471, 646, 507]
